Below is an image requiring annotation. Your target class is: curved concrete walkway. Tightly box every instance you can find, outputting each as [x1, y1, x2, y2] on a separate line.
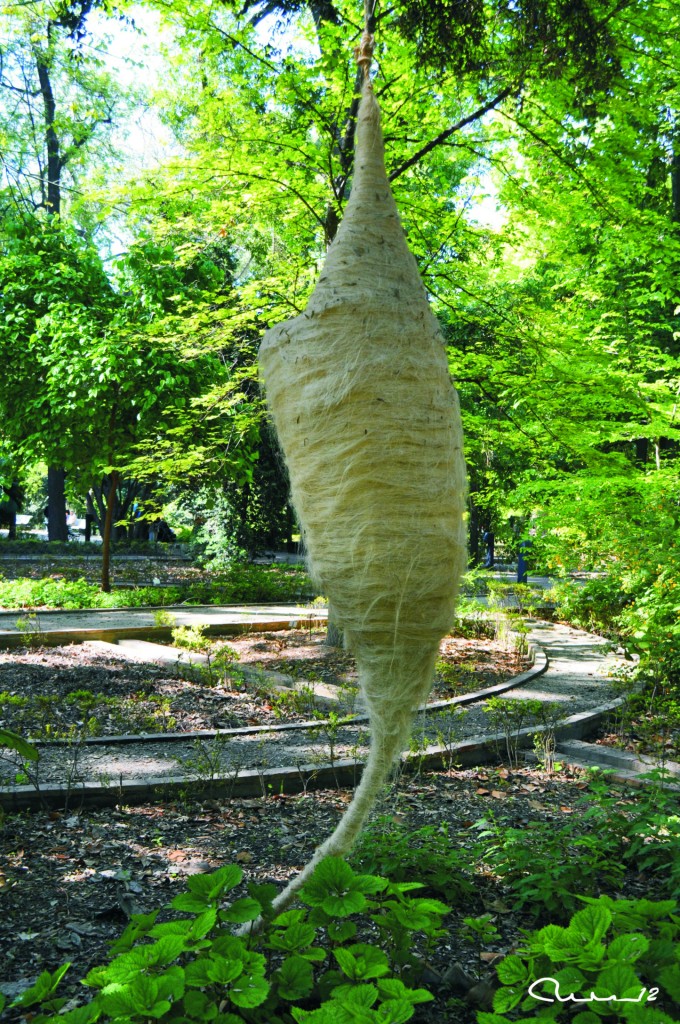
[0, 604, 328, 648]
[0, 608, 643, 811]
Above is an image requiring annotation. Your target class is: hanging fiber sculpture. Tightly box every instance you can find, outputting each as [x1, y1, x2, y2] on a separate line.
[258, 23, 467, 915]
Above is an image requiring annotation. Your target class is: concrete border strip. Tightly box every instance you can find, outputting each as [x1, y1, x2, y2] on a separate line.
[4, 650, 646, 814]
[31, 642, 548, 748]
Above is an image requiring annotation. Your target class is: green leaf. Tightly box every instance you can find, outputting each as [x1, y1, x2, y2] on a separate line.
[0, 727, 39, 760]
[148, 934, 187, 964]
[220, 897, 262, 924]
[327, 920, 357, 943]
[186, 865, 243, 902]
[334, 945, 391, 982]
[493, 984, 524, 1013]
[190, 908, 218, 939]
[268, 922, 318, 951]
[157, 965, 185, 1002]
[606, 933, 649, 963]
[184, 960, 215, 987]
[12, 964, 71, 1007]
[53, 1005, 100, 1024]
[206, 956, 244, 985]
[228, 973, 270, 1009]
[331, 983, 379, 1008]
[496, 955, 529, 986]
[376, 997, 416, 1023]
[658, 963, 680, 1001]
[376, 979, 433, 1005]
[569, 903, 612, 945]
[596, 962, 644, 1001]
[275, 955, 314, 1000]
[183, 990, 218, 1020]
[171, 892, 212, 913]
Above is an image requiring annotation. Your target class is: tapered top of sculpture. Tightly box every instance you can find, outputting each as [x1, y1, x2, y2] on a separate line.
[306, 78, 430, 316]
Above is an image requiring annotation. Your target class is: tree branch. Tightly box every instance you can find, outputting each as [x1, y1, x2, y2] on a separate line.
[388, 85, 515, 182]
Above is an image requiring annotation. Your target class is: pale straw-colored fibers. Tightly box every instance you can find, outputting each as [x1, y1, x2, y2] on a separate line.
[257, 41, 466, 917]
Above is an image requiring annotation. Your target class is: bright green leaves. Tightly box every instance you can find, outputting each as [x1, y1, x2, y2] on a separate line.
[0, 727, 39, 761]
[495, 955, 530, 987]
[171, 864, 243, 912]
[100, 968, 184, 1019]
[17, 857, 447, 1024]
[301, 857, 387, 917]
[488, 895, 680, 1022]
[334, 945, 390, 982]
[10, 963, 71, 1009]
[274, 956, 315, 1000]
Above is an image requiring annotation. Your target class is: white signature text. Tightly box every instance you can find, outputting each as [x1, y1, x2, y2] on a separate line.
[527, 978, 659, 1005]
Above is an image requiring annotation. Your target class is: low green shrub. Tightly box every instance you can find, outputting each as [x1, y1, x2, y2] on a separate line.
[352, 816, 476, 904]
[476, 771, 680, 921]
[8, 857, 445, 1024]
[0, 564, 316, 610]
[479, 895, 680, 1022]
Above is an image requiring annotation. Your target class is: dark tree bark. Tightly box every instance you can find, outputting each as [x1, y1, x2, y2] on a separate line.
[36, 41, 62, 216]
[36, 30, 71, 543]
[47, 466, 68, 541]
[101, 469, 119, 593]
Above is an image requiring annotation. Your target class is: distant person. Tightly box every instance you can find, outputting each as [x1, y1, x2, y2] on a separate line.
[483, 530, 495, 569]
[517, 539, 532, 584]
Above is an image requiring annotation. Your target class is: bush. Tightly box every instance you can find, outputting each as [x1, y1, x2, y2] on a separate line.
[7, 857, 445, 1024]
[479, 895, 680, 1022]
[0, 564, 316, 610]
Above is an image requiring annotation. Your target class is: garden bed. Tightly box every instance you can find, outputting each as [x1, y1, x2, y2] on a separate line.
[1, 764, 677, 1024]
[0, 629, 528, 740]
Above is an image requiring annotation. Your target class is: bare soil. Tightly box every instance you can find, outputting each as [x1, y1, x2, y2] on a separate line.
[0, 629, 528, 739]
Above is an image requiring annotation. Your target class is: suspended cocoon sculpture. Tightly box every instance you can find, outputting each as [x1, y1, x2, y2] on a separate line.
[258, 62, 466, 912]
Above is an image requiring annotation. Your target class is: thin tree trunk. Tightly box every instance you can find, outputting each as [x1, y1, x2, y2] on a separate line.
[326, 605, 344, 648]
[101, 470, 119, 593]
[47, 466, 68, 541]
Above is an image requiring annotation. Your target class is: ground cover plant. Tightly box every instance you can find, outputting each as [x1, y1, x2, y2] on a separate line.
[1, 765, 679, 1024]
[0, 564, 314, 610]
[480, 896, 680, 1022]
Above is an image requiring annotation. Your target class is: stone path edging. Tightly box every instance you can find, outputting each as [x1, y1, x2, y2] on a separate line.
[0, 612, 656, 811]
[32, 643, 548, 748]
[0, 690, 630, 813]
[552, 739, 680, 791]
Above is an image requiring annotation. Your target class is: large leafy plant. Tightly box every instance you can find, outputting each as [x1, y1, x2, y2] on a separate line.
[479, 896, 680, 1023]
[8, 857, 445, 1024]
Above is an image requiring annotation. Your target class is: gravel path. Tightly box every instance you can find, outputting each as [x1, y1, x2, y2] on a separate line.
[10, 619, 624, 790]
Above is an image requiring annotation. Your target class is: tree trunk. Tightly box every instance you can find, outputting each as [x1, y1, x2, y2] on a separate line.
[35, 25, 63, 217]
[101, 470, 119, 593]
[326, 604, 344, 648]
[47, 466, 68, 541]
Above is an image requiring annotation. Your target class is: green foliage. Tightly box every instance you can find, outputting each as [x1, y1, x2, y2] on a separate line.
[13, 857, 444, 1024]
[482, 698, 555, 767]
[479, 896, 680, 1023]
[476, 772, 680, 921]
[0, 564, 315, 610]
[352, 816, 475, 903]
[0, 685, 178, 740]
[0, 726, 39, 761]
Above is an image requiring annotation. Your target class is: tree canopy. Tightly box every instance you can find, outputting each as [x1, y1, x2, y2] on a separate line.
[0, 0, 678, 669]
